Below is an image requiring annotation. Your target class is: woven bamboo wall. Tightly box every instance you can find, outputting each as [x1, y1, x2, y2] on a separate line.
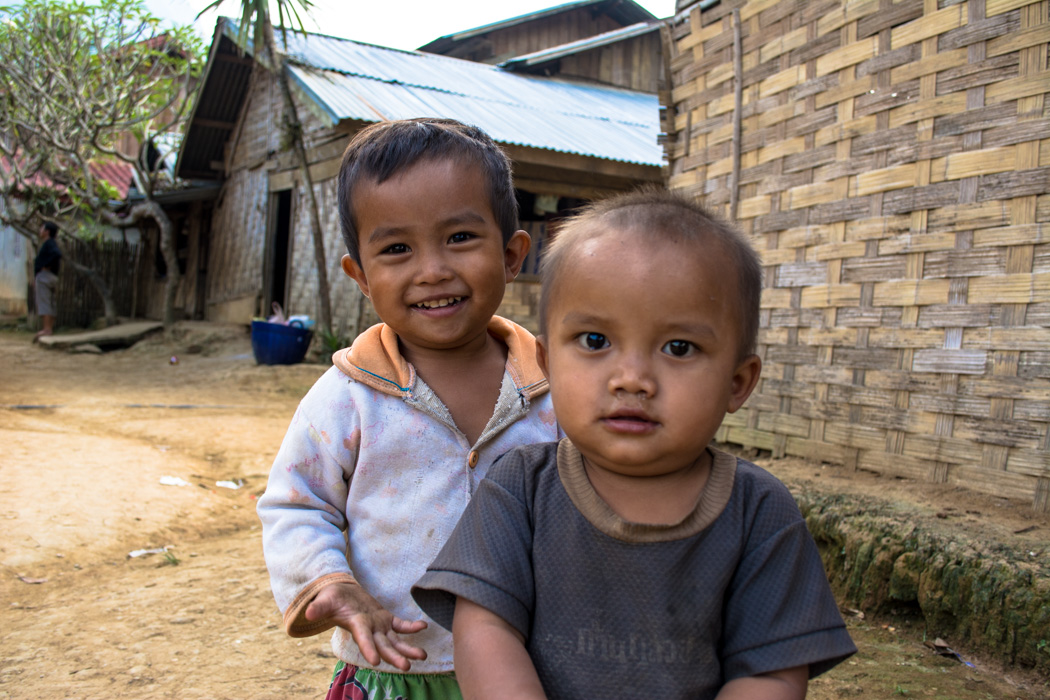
[662, 0, 1050, 509]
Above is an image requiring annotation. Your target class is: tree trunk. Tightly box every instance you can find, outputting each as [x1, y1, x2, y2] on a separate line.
[23, 234, 37, 327]
[105, 200, 179, 330]
[155, 203, 180, 330]
[264, 22, 333, 335]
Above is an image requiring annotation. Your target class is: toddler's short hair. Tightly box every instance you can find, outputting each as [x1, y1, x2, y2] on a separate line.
[539, 188, 763, 358]
[337, 118, 519, 264]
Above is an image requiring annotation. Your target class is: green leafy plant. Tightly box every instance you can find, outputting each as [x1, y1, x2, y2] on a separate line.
[161, 550, 180, 566]
[894, 685, 909, 696]
[318, 327, 348, 362]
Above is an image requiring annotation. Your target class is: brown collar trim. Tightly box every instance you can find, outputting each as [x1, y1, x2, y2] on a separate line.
[331, 317, 549, 400]
[556, 439, 737, 543]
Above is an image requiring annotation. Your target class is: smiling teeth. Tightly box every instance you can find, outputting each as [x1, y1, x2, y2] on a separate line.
[415, 297, 462, 309]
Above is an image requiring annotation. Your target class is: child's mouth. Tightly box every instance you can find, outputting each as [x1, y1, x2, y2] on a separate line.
[603, 411, 658, 433]
[413, 296, 463, 309]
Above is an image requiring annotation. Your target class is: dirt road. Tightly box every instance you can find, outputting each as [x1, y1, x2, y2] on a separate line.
[0, 323, 1045, 699]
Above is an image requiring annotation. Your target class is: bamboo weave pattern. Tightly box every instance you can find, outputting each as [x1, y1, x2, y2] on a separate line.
[662, 0, 1049, 509]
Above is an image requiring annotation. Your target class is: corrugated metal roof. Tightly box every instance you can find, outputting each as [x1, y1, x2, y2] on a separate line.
[499, 21, 661, 69]
[273, 29, 663, 166]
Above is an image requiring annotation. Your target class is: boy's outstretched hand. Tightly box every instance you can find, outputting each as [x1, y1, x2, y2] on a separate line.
[305, 581, 428, 671]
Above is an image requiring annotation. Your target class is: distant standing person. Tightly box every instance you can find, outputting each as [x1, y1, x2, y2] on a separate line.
[33, 221, 61, 342]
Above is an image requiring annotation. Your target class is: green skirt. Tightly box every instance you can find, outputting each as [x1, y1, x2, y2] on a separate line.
[326, 661, 463, 700]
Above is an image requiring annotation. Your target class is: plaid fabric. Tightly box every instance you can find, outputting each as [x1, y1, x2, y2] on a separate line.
[34, 269, 57, 317]
[326, 662, 462, 700]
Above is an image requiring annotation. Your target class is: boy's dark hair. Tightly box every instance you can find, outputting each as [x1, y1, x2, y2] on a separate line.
[337, 118, 519, 264]
[42, 221, 58, 238]
[539, 188, 763, 358]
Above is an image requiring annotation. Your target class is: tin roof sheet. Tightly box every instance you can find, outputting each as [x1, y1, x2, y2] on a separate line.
[274, 30, 662, 166]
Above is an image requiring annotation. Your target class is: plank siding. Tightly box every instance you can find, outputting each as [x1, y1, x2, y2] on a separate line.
[480, 10, 624, 63]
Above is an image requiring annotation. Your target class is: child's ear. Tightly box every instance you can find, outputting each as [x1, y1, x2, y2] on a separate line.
[503, 230, 531, 282]
[536, 334, 550, 380]
[727, 354, 762, 413]
[341, 254, 370, 298]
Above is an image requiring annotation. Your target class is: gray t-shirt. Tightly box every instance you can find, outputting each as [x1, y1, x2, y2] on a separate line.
[413, 440, 855, 699]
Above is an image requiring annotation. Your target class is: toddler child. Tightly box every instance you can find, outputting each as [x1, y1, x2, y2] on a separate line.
[413, 189, 856, 699]
[258, 118, 560, 700]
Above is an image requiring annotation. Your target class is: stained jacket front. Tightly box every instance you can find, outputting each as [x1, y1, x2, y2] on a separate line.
[257, 317, 559, 673]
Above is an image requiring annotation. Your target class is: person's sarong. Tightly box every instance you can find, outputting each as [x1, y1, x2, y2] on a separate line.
[35, 269, 58, 317]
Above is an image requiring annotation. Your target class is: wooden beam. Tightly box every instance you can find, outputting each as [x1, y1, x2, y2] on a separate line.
[271, 137, 349, 173]
[180, 168, 221, 180]
[730, 8, 743, 221]
[216, 52, 254, 67]
[512, 160, 655, 190]
[268, 155, 343, 191]
[269, 169, 295, 192]
[513, 177, 626, 200]
[193, 117, 237, 131]
[502, 143, 662, 181]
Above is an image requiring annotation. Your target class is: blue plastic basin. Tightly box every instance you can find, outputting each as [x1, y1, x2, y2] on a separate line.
[251, 320, 313, 365]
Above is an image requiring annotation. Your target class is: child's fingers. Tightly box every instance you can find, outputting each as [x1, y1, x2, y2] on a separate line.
[390, 633, 428, 660]
[347, 618, 382, 667]
[373, 630, 414, 671]
[391, 616, 428, 634]
[303, 597, 330, 621]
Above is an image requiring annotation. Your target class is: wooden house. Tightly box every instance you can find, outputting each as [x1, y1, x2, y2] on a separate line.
[661, 0, 1050, 509]
[499, 21, 665, 92]
[173, 16, 663, 335]
[421, 0, 666, 92]
[419, 0, 657, 63]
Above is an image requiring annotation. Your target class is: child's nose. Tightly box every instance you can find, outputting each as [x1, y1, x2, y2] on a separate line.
[414, 251, 454, 284]
[609, 354, 657, 398]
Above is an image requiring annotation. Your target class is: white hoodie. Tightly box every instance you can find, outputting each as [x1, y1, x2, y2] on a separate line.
[257, 317, 559, 673]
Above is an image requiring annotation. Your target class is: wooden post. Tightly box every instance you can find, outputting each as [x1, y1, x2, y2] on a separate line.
[729, 9, 743, 222]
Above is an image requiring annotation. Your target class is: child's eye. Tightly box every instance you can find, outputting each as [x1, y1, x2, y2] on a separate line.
[663, 340, 696, 357]
[449, 232, 475, 244]
[576, 333, 609, 351]
[380, 243, 409, 255]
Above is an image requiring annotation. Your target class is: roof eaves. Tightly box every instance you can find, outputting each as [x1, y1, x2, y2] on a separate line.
[499, 21, 662, 69]
[175, 18, 237, 179]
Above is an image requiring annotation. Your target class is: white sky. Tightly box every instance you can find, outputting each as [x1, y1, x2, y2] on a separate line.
[145, 0, 678, 51]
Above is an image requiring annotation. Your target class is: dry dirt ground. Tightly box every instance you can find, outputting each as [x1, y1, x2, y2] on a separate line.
[0, 322, 1047, 700]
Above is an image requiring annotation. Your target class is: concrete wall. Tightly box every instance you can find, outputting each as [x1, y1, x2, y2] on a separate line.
[0, 224, 29, 316]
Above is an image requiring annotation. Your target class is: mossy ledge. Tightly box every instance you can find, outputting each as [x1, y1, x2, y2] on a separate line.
[791, 487, 1050, 676]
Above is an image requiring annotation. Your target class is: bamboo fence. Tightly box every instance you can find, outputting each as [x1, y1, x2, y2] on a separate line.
[661, 0, 1050, 509]
[54, 237, 139, 328]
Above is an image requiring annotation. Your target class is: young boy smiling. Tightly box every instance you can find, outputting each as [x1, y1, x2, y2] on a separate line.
[413, 190, 856, 699]
[258, 118, 560, 700]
